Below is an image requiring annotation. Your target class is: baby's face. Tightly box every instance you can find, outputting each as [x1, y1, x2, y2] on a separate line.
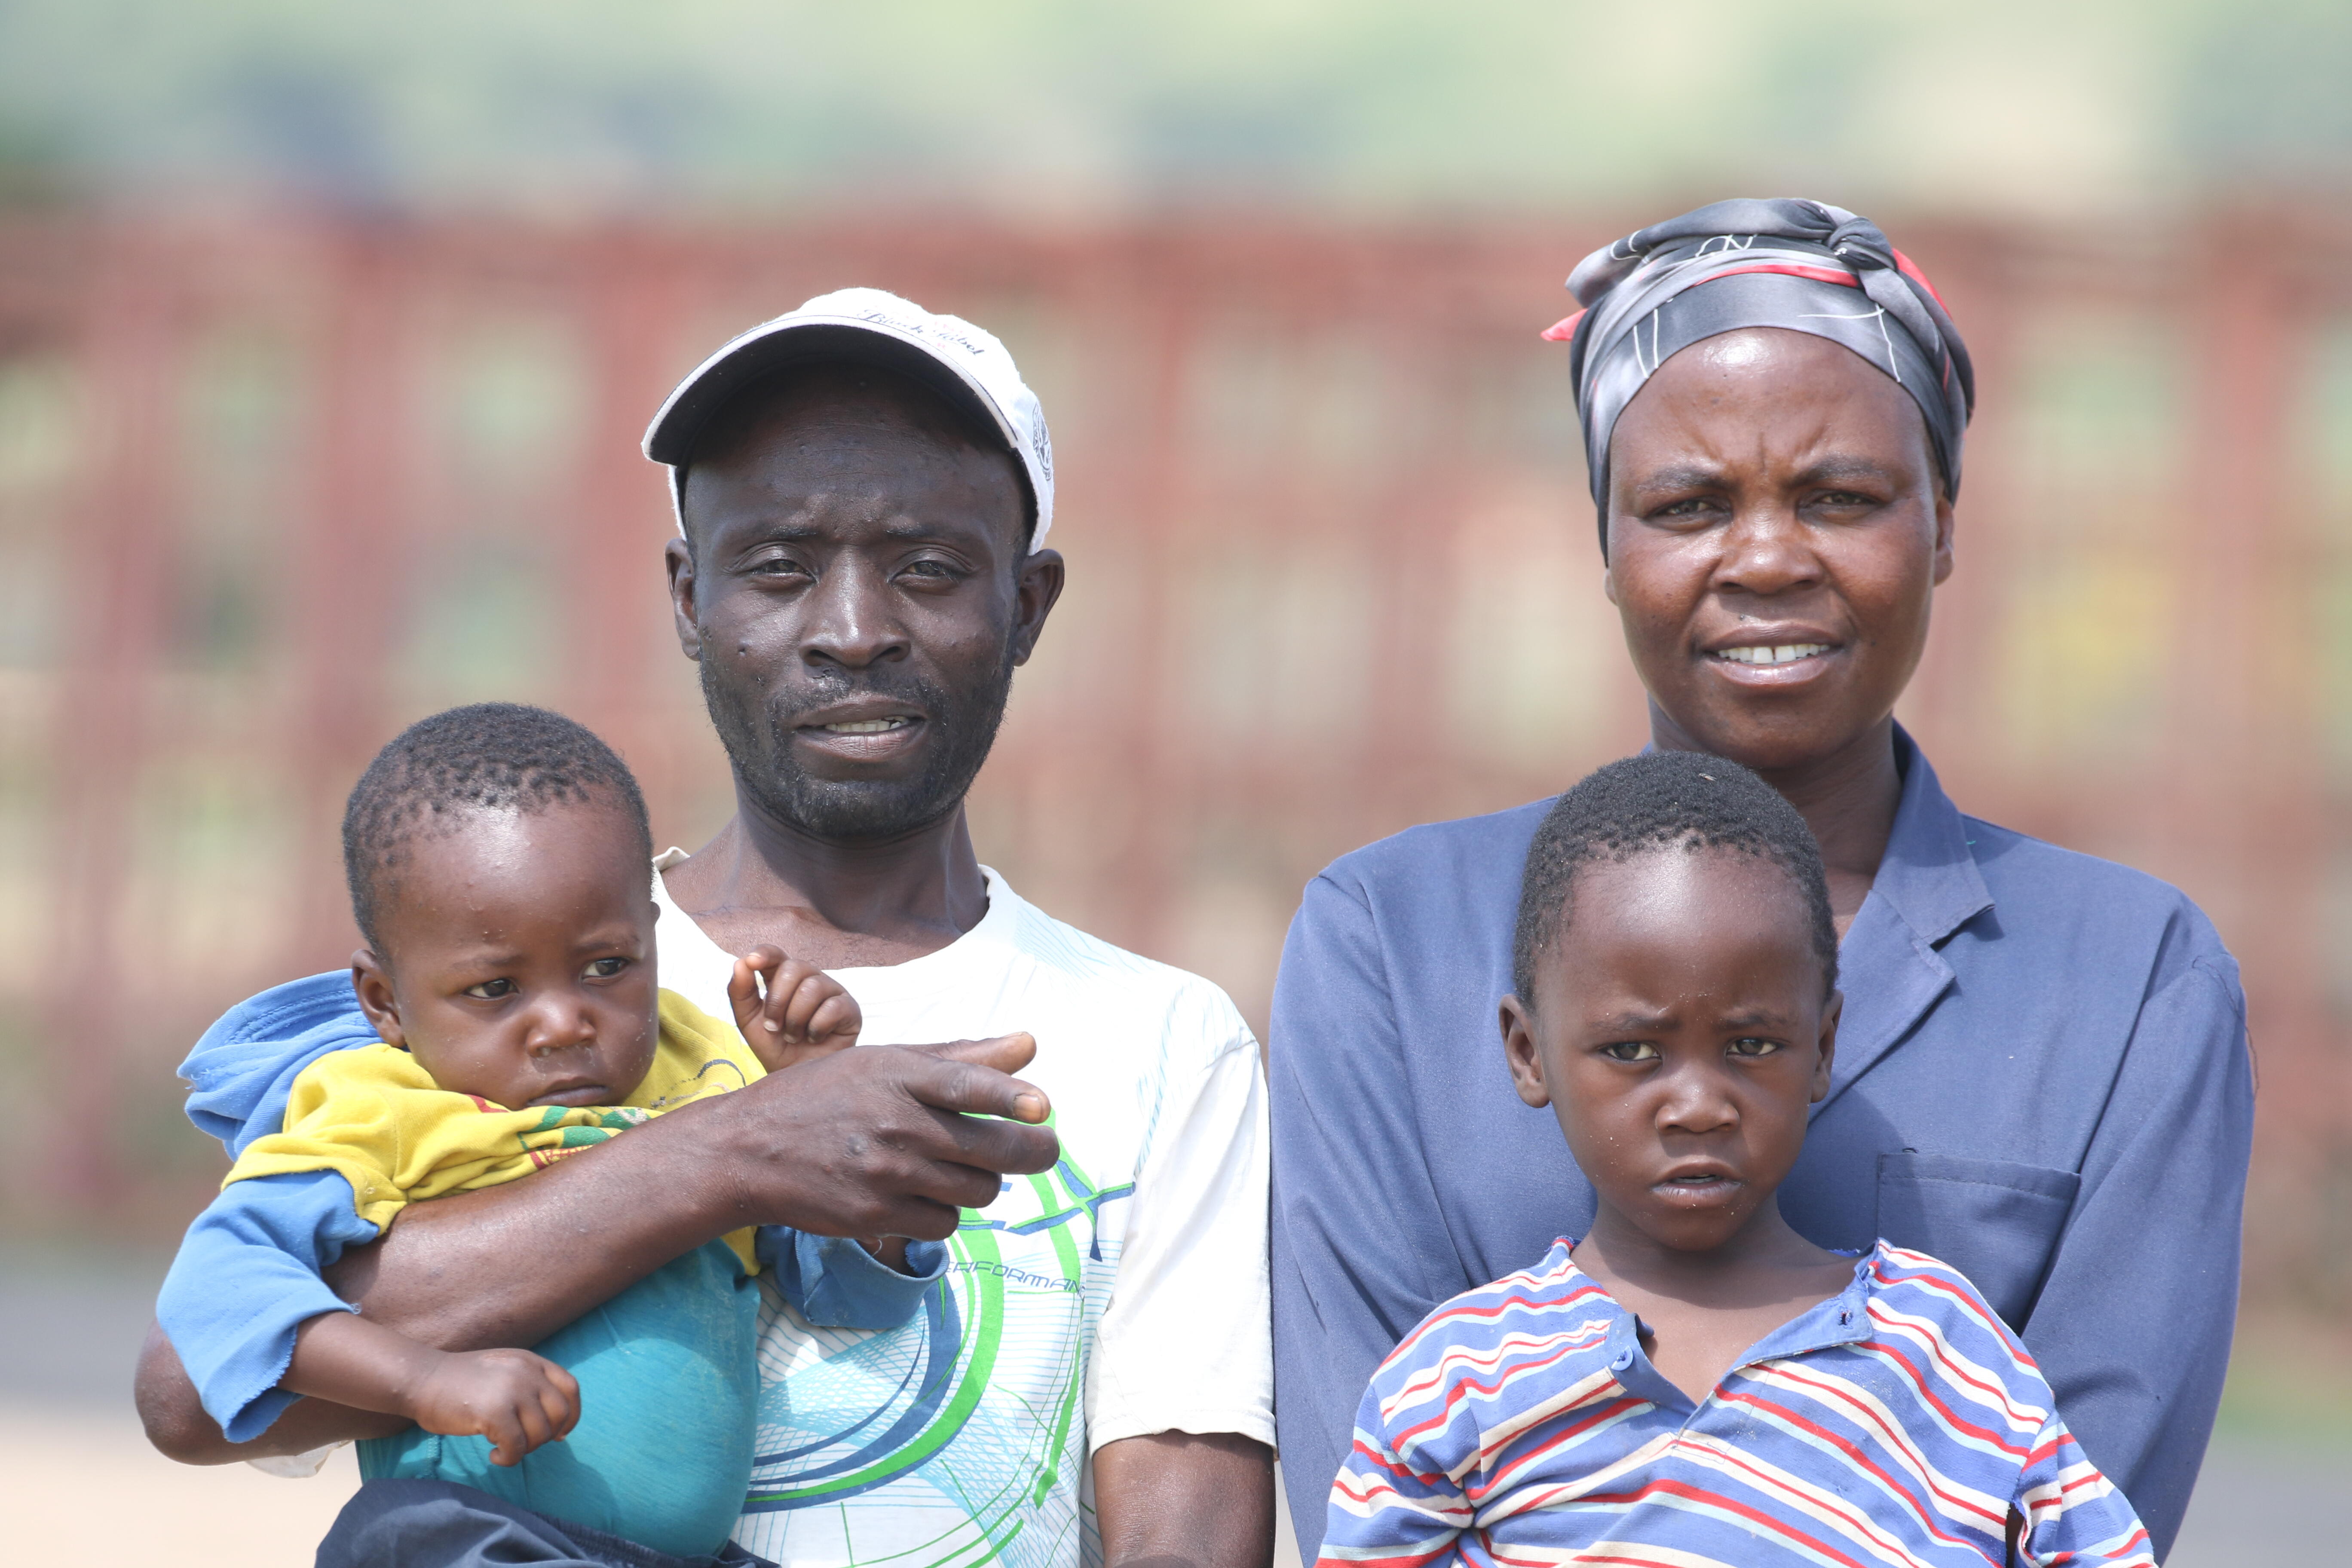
[354, 797, 659, 1112]
[1502, 846, 1837, 1253]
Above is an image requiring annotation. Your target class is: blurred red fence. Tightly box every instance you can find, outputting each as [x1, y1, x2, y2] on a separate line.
[0, 210, 2347, 1313]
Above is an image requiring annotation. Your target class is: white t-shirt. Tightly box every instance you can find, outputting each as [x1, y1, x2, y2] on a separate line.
[651, 854, 1273, 1568]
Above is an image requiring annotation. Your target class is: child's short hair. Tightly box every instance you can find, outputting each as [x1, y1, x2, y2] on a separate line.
[1513, 750, 1838, 1006]
[342, 702, 652, 951]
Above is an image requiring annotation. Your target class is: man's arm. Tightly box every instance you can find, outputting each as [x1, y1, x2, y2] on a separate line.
[139, 1038, 1056, 1463]
[2021, 950, 2251, 1560]
[1094, 1432, 1274, 1568]
[1268, 875, 1463, 1552]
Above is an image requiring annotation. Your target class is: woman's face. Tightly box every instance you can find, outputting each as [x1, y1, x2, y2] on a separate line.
[1602, 328, 1954, 775]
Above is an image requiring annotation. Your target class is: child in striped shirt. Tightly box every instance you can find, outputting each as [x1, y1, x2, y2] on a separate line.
[1319, 751, 2153, 1568]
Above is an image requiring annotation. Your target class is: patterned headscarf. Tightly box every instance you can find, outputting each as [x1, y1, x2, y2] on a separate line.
[1547, 198, 1974, 556]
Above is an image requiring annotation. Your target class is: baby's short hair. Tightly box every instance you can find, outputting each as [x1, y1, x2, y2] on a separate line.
[1512, 750, 1838, 1006]
[342, 703, 651, 951]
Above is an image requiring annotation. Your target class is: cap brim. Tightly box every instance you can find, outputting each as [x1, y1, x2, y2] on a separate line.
[643, 318, 1022, 473]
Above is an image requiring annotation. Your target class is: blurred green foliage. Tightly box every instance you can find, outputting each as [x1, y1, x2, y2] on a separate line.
[0, 0, 2345, 214]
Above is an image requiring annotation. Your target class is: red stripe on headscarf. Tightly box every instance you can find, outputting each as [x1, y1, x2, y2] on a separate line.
[1890, 248, 1951, 311]
[1704, 261, 1862, 289]
[1540, 309, 1585, 343]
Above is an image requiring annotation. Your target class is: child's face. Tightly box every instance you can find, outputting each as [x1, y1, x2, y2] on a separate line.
[352, 797, 660, 1112]
[1500, 846, 1839, 1254]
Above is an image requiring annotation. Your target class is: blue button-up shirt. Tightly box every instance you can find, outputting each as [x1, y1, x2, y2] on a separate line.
[1270, 730, 2251, 1561]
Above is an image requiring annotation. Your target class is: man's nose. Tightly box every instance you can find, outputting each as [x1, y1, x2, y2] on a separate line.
[801, 559, 912, 671]
[1712, 503, 1824, 599]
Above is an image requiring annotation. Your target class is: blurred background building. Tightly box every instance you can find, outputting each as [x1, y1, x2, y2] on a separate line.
[0, 2, 2346, 1559]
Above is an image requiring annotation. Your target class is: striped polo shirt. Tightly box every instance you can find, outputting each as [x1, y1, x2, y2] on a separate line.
[1321, 1240, 2153, 1568]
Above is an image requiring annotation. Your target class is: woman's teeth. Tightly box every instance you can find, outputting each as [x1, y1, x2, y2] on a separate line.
[1716, 643, 1829, 666]
[822, 718, 913, 733]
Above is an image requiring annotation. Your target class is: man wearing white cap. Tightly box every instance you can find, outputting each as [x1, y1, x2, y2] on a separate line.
[135, 291, 1276, 1568]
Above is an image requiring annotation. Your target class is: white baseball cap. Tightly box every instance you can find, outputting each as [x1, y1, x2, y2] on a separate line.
[642, 287, 1056, 551]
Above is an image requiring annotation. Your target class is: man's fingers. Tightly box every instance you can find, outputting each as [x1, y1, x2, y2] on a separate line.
[914, 1032, 1039, 1080]
[898, 1038, 1049, 1123]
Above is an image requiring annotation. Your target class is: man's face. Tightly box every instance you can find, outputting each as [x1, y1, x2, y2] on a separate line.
[1602, 328, 1955, 775]
[667, 367, 1063, 843]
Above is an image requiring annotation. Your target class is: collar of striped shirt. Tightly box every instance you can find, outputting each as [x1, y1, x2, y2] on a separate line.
[1321, 1237, 2154, 1568]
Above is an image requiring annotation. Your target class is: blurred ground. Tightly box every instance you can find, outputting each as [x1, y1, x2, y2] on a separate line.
[6, 1243, 2342, 1565]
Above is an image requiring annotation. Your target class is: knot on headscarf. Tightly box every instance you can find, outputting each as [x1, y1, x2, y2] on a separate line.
[1545, 197, 1975, 557]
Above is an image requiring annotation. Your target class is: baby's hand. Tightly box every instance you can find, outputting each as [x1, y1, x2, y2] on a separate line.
[730, 945, 862, 1072]
[406, 1347, 580, 1467]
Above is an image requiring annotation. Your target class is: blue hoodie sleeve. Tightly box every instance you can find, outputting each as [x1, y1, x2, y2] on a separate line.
[179, 971, 383, 1155]
[757, 1227, 947, 1330]
[156, 1169, 383, 1442]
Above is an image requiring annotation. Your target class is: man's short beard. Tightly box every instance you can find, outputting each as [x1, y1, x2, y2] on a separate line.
[698, 639, 1017, 845]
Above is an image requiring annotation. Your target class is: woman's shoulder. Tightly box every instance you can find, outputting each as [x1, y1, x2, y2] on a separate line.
[1312, 796, 1558, 903]
[1960, 813, 2233, 966]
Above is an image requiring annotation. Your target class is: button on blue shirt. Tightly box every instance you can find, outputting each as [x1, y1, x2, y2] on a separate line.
[1270, 730, 2251, 1562]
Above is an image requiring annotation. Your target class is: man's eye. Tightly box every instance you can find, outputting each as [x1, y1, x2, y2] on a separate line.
[585, 958, 629, 979]
[898, 558, 961, 583]
[463, 979, 516, 1000]
[1600, 1041, 1660, 1062]
[1728, 1037, 1782, 1057]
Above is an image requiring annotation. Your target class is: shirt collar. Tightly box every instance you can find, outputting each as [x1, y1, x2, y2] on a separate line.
[1864, 724, 1992, 948]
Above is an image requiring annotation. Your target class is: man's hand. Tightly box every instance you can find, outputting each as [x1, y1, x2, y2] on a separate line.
[406, 1348, 581, 1467]
[704, 1032, 1056, 1242]
[729, 944, 863, 1071]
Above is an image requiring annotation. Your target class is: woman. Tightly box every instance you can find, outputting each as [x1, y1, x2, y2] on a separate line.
[1268, 200, 2249, 1562]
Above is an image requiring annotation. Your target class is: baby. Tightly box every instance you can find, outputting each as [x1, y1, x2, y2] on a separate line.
[158, 703, 951, 1563]
[1319, 751, 2153, 1568]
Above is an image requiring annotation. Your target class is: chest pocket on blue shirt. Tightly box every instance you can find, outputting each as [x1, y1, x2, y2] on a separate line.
[1874, 1152, 2081, 1329]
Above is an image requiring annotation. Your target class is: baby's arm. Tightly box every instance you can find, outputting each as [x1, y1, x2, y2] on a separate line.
[729, 946, 918, 1273]
[283, 1313, 578, 1468]
[730, 944, 862, 1072]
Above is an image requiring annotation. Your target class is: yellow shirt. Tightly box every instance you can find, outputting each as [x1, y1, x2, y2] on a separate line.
[224, 989, 762, 1271]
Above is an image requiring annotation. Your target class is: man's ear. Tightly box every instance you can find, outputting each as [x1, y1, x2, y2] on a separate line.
[352, 949, 405, 1047]
[1500, 995, 1552, 1109]
[1810, 989, 1842, 1102]
[665, 535, 703, 661]
[1009, 547, 1065, 668]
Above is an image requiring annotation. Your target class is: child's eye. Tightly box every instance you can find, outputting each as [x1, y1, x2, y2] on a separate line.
[463, 979, 516, 1000]
[1727, 1037, 1782, 1057]
[1599, 1041, 1660, 1062]
[584, 958, 630, 980]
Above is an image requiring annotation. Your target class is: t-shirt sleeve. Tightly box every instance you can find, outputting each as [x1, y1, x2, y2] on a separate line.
[1317, 1337, 1473, 1568]
[155, 1167, 382, 1443]
[1084, 979, 1273, 1452]
[2013, 1410, 2157, 1566]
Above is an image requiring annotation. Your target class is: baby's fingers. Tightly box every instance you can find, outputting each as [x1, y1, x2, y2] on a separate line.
[542, 1364, 582, 1441]
[729, 946, 790, 1035]
[484, 1403, 536, 1467]
[805, 990, 862, 1045]
[780, 971, 856, 1043]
